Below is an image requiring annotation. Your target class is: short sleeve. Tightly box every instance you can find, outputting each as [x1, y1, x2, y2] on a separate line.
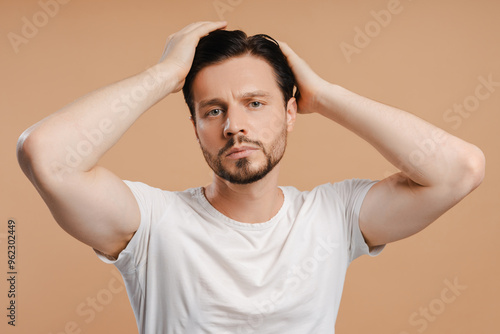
[330, 178, 385, 263]
[93, 180, 172, 273]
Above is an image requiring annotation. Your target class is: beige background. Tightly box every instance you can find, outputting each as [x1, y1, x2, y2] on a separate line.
[1, 0, 499, 333]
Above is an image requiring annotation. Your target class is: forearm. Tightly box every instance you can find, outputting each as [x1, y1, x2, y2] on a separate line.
[316, 83, 484, 188]
[17, 63, 173, 182]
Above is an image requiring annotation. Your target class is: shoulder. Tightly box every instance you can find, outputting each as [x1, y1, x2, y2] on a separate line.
[122, 181, 205, 219]
[123, 180, 198, 201]
[322, 179, 378, 200]
[283, 179, 376, 197]
[281, 179, 377, 210]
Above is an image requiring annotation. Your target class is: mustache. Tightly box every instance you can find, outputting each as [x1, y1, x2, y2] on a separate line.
[218, 136, 264, 157]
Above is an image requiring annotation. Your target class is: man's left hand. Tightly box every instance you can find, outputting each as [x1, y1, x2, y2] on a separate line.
[279, 41, 329, 114]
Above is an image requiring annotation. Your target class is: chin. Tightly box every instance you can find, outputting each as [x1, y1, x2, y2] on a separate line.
[214, 158, 266, 184]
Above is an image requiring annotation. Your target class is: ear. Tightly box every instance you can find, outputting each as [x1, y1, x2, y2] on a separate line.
[285, 97, 297, 132]
[190, 116, 200, 142]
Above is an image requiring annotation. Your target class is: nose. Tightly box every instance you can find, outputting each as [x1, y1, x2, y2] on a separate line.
[223, 107, 248, 138]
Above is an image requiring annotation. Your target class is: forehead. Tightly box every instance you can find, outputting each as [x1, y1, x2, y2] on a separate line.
[192, 55, 281, 108]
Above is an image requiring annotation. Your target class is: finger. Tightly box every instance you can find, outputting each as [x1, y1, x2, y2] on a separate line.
[277, 41, 294, 58]
[277, 40, 303, 66]
[192, 21, 228, 38]
[179, 21, 210, 35]
[183, 21, 227, 37]
[159, 34, 174, 62]
[160, 21, 227, 62]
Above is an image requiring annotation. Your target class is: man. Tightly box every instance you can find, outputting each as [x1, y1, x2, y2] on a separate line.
[17, 21, 485, 333]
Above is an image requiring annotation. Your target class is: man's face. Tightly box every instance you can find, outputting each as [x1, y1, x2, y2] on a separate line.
[191, 55, 296, 184]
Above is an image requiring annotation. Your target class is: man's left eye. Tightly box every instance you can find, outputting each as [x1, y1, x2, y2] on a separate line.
[250, 101, 262, 108]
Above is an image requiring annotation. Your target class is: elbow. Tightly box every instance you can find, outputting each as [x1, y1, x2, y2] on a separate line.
[460, 145, 486, 193]
[17, 128, 34, 174]
[16, 126, 50, 183]
[17, 127, 40, 181]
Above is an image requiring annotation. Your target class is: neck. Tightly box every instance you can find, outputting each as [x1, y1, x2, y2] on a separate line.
[203, 165, 283, 223]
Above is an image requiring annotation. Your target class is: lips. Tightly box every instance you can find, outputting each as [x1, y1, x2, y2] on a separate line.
[225, 146, 259, 159]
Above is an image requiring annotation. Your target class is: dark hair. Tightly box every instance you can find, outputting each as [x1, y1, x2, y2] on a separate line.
[182, 30, 295, 122]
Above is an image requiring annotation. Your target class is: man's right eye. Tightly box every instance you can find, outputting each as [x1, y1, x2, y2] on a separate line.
[207, 109, 223, 117]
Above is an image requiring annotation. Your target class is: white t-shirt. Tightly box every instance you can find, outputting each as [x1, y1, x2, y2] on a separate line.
[95, 179, 384, 334]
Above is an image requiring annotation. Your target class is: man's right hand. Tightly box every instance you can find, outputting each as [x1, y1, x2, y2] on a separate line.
[16, 21, 225, 259]
[158, 21, 227, 93]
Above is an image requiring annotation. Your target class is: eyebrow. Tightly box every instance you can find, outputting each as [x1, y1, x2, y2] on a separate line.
[197, 90, 272, 110]
[198, 98, 226, 111]
[240, 90, 271, 100]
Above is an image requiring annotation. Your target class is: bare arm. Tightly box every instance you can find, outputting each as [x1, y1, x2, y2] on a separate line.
[17, 21, 227, 258]
[280, 42, 485, 247]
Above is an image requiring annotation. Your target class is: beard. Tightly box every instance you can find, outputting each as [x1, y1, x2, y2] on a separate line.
[199, 123, 288, 185]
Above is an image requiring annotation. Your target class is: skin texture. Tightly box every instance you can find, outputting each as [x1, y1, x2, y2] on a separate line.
[17, 21, 484, 260]
[16, 22, 229, 258]
[190, 55, 296, 223]
[279, 41, 485, 247]
[192, 56, 290, 186]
